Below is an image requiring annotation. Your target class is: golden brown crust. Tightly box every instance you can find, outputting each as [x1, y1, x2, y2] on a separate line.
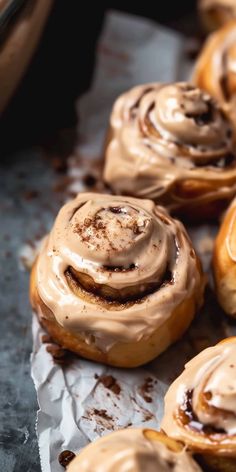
[30, 259, 202, 368]
[193, 20, 236, 128]
[169, 180, 232, 222]
[213, 200, 236, 317]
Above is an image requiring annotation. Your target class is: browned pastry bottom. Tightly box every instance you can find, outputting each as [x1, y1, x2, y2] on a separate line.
[171, 179, 230, 222]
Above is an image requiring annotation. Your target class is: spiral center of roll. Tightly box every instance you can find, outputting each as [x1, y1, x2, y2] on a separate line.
[72, 203, 152, 265]
[200, 355, 236, 414]
[190, 348, 236, 434]
[149, 82, 231, 148]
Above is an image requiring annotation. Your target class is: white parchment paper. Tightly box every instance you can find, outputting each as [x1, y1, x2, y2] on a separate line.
[31, 10, 231, 472]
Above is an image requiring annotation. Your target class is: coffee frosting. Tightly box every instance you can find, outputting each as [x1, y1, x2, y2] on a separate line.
[104, 82, 236, 210]
[67, 428, 202, 472]
[162, 338, 236, 455]
[35, 192, 203, 352]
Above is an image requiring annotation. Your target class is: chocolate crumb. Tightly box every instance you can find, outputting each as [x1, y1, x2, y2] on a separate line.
[144, 412, 153, 421]
[23, 190, 39, 200]
[94, 373, 99, 379]
[167, 460, 175, 469]
[58, 450, 76, 468]
[46, 345, 68, 359]
[83, 174, 97, 187]
[140, 377, 155, 403]
[51, 157, 68, 173]
[100, 375, 121, 395]
[109, 206, 124, 214]
[93, 409, 113, 421]
[46, 344, 74, 365]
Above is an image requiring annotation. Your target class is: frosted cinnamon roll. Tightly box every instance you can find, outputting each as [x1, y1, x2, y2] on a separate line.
[198, 0, 236, 32]
[103, 82, 236, 221]
[30, 192, 205, 368]
[194, 21, 236, 129]
[213, 196, 236, 316]
[66, 428, 202, 472]
[162, 338, 236, 472]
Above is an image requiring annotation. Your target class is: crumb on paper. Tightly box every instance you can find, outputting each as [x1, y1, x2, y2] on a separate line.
[82, 408, 116, 433]
[139, 377, 157, 403]
[58, 450, 76, 469]
[98, 375, 121, 395]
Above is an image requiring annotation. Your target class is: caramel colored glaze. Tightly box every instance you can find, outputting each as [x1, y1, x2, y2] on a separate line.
[30, 193, 205, 367]
[67, 428, 202, 472]
[103, 82, 236, 219]
[213, 196, 236, 316]
[162, 338, 236, 459]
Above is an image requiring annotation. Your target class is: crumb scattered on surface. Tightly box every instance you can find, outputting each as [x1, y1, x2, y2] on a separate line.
[58, 450, 76, 468]
[99, 375, 121, 395]
[139, 377, 156, 403]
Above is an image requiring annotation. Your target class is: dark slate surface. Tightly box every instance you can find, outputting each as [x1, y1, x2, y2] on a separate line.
[0, 149, 62, 472]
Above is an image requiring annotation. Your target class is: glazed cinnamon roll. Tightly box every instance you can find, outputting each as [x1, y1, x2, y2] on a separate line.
[213, 197, 236, 316]
[103, 82, 236, 220]
[162, 338, 236, 472]
[199, 0, 236, 31]
[194, 21, 236, 128]
[30, 192, 205, 368]
[66, 428, 202, 472]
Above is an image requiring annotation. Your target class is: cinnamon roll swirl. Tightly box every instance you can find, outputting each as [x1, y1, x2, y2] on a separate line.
[194, 21, 236, 128]
[162, 338, 236, 472]
[103, 82, 236, 220]
[30, 193, 205, 368]
[66, 428, 202, 472]
[199, 0, 236, 31]
[213, 197, 236, 317]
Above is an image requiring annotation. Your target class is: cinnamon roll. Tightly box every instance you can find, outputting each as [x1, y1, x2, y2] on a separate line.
[213, 196, 236, 316]
[30, 192, 205, 368]
[66, 428, 202, 472]
[199, 0, 236, 31]
[161, 338, 236, 472]
[194, 21, 236, 128]
[103, 82, 236, 220]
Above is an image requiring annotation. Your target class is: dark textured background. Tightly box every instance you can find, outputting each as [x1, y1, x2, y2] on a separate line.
[0, 150, 63, 472]
[0, 1, 198, 154]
